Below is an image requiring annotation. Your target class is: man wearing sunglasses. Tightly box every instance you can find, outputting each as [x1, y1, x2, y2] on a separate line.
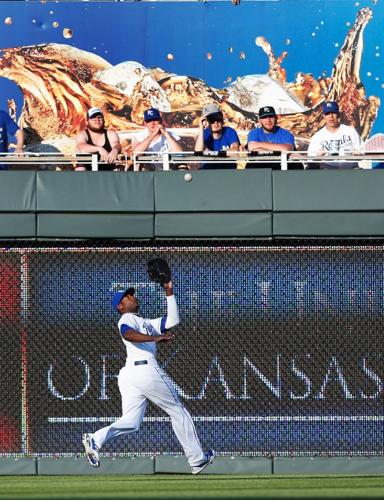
[194, 104, 240, 169]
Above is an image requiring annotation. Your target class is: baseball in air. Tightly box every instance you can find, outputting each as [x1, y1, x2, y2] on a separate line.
[184, 173, 192, 182]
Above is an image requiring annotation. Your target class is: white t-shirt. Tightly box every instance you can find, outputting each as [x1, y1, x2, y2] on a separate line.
[132, 129, 180, 170]
[307, 124, 362, 169]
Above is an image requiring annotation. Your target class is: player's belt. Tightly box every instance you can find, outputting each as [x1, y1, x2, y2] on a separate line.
[134, 360, 148, 366]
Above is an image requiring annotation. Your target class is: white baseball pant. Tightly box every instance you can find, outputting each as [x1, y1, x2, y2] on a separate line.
[91, 358, 205, 466]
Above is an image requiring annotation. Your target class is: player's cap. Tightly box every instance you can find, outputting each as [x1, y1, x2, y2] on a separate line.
[144, 108, 161, 122]
[201, 103, 220, 118]
[112, 287, 135, 310]
[322, 101, 339, 114]
[258, 106, 276, 119]
[87, 107, 103, 119]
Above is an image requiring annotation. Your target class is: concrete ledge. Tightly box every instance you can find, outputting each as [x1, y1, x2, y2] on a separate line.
[273, 457, 384, 475]
[155, 455, 272, 474]
[0, 458, 36, 475]
[36, 457, 155, 475]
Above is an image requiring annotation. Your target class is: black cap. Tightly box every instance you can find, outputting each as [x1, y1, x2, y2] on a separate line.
[258, 106, 276, 119]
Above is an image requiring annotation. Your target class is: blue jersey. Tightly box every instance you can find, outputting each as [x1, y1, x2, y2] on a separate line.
[247, 126, 295, 148]
[203, 126, 239, 151]
[0, 111, 19, 153]
[202, 126, 239, 170]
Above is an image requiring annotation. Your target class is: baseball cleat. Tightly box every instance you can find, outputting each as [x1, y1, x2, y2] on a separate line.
[82, 433, 100, 468]
[191, 449, 215, 475]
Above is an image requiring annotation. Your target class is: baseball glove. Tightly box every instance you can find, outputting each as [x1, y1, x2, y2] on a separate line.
[147, 258, 172, 286]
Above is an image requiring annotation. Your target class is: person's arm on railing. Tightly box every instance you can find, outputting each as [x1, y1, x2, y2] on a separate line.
[106, 130, 122, 164]
[75, 130, 109, 162]
[248, 141, 293, 152]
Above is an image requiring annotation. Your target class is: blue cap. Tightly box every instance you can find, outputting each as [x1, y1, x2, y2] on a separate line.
[144, 108, 161, 122]
[322, 101, 339, 114]
[112, 287, 135, 310]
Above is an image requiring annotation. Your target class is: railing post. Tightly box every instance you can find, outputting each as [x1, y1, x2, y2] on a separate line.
[281, 152, 288, 171]
[162, 153, 170, 171]
[91, 154, 98, 172]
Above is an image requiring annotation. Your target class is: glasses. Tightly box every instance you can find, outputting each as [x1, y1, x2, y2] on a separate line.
[88, 115, 103, 120]
[207, 114, 223, 124]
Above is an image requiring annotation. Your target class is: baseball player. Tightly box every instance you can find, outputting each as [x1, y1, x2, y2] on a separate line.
[82, 281, 215, 474]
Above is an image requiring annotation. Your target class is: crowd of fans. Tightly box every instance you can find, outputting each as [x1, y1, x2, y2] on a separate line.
[0, 100, 371, 171]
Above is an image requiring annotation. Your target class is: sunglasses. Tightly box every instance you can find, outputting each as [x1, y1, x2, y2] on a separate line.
[207, 113, 224, 124]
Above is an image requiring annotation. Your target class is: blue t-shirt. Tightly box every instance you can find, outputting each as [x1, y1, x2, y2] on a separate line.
[0, 111, 19, 153]
[247, 126, 295, 148]
[202, 126, 239, 170]
[204, 126, 240, 151]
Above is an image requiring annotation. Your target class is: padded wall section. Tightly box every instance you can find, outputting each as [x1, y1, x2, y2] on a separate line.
[154, 170, 272, 212]
[273, 170, 384, 211]
[37, 214, 154, 238]
[155, 213, 271, 237]
[0, 214, 36, 238]
[274, 212, 384, 237]
[0, 172, 36, 211]
[37, 172, 154, 212]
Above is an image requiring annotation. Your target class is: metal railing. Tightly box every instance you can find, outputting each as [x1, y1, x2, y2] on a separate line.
[1, 151, 384, 171]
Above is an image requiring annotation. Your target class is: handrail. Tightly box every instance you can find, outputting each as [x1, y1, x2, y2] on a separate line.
[0, 151, 383, 170]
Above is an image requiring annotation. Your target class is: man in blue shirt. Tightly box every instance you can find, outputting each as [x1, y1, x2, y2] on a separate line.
[194, 103, 240, 169]
[0, 110, 24, 170]
[246, 106, 295, 169]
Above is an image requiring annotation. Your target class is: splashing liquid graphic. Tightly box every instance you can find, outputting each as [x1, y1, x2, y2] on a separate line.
[0, 7, 379, 152]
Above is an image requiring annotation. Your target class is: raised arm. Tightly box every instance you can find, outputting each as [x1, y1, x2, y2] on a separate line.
[163, 280, 180, 329]
[194, 116, 206, 152]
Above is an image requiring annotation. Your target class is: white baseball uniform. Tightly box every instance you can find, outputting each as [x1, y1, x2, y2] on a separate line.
[90, 294, 205, 466]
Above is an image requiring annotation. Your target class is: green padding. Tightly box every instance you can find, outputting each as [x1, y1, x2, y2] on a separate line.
[0, 172, 36, 211]
[156, 213, 271, 237]
[37, 457, 154, 475]
[0, 458, 36, 475]
[273, 170, 384, 211]
[274, 212, 384, 236]
[38, 214, 153, 238]
[0, 214, 36, 237]
[155, 456, 272, 474]
[274, 457, 384, 475]
[37, 172, 154, 212]
[155, 170, 272, 212]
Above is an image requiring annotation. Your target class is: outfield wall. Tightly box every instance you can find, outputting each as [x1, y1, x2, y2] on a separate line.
[3, 170, 384, 239]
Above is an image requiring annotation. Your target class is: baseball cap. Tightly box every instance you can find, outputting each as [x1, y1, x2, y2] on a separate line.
[144, 108, 162, 122]
[258, 106, 276, 119]
[202, 103, 221, 118]
[322, 101, 339, 114]
[112, 287, 135, 310]
[87, 107, 103, 119]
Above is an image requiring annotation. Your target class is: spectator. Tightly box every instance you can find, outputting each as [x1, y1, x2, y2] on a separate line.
[194, 103, 240, 169]
[75, 108, 121, 171]
[307, 101, 362, 169]
[246, 106, 294, 170]
[0, 110, 24, 170]
[131, 108, 182, 170]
